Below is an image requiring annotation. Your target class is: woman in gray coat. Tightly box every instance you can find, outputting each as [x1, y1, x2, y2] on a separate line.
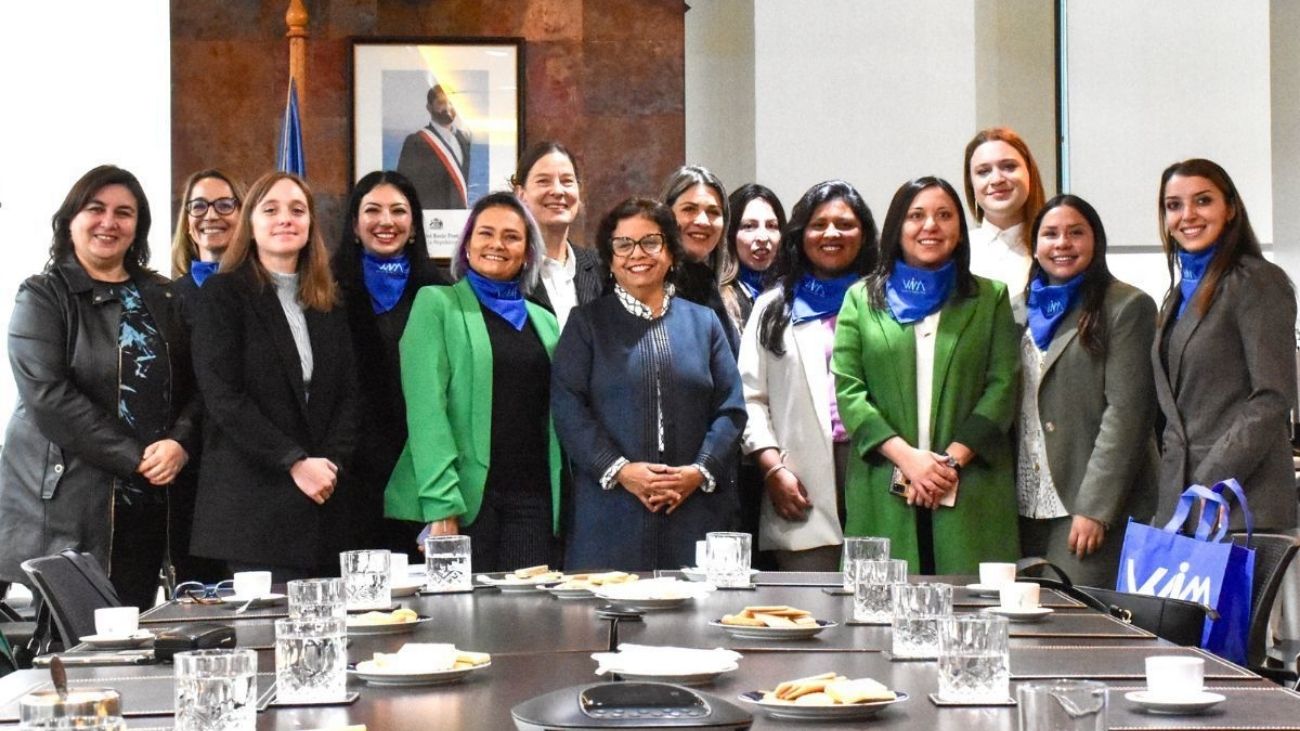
[1152, 159, 1297, 530]
[1017, 195, 1157, 585]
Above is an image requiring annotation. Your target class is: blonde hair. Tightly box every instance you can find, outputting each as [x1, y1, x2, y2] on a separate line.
[170, 169, 245, 278]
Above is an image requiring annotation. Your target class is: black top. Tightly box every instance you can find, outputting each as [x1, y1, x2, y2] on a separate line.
[482, 304, 551, 503]
[675, 261, 740, 355]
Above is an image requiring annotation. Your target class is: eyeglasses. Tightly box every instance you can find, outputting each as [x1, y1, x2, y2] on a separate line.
[185, 197, 239, 217]
[611, 234, 666, 257]
[175, 580, 236, 604]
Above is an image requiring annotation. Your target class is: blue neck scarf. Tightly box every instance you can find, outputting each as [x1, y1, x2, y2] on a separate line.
[737, 265, 766, 300]
[465, 269, 527, 331]
[1026, 274, 1084, 351]
[361, 251, 410, 315]
[1176, 245, 1217, 320]
[190, 260, 219, 288]
[885, 260, 956, 324]
[791, 272, 858, 324]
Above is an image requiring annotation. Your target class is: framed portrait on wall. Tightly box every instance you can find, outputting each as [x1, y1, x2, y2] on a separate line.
[352, 38, 524, 259]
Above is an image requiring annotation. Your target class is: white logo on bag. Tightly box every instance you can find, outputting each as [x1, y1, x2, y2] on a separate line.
[1123, 560, 1214, 605]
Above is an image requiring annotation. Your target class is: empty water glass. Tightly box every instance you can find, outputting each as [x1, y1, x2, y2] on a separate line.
[424, 535, 472, 592]
[705, 532, 752, 588]
[274, 617, 347, 703]
[19, 688, 123, 730]
[340, 549, 391, 610]
[852, 558, 908, 624]
[937, 614, 1010, 702]
[890, 582, 952, 659]
[1018, 680, 1108, 730]
[286, 577, 345, 620]
[841, 536, 890, 590]
[174, 648, 257, 731]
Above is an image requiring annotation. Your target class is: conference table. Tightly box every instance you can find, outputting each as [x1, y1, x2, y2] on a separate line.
[2, 571, 1298, 729]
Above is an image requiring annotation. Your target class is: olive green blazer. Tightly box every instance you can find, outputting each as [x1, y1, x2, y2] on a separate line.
[831, 276, 1020, 574]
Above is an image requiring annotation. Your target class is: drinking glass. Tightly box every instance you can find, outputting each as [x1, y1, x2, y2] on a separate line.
[174, 648, 257, 731]
[286, 578, 345, 620]
[17, 719, 127, 730]
[274, 617, 347, 703]
[841, 536, 890, 590]
[1017, 680, 1108, 730]
[890, 582, 953, 659]
[937, 614, 1010, 702]
[19, 688, 122, 730]
[424, 535, 472, 592]
[852, 558, 908, 624]
[704, 532, 752, 588]
[340, 549, 391, 610]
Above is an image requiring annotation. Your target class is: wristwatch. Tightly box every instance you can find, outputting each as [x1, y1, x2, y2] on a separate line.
[941, 452, 961, 472]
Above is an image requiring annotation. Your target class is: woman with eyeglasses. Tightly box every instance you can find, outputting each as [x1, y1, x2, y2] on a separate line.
[0, 165, 199, 610]
[384, 192, 562, 571]
[552, 197, 746, 571]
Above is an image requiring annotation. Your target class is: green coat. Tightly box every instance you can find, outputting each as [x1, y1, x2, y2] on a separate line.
[831, 277, 1020, 574]
[384, 280, 562, 531]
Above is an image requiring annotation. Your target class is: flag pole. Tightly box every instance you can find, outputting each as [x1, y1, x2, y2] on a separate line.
[285, 0, 308, 113]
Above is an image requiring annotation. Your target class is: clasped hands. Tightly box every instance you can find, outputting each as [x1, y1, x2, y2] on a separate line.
[617, 462, 704, 514]
[290, 457, 339, 505]
[136, 438, 188, 486]
[883, 437, 967, 509]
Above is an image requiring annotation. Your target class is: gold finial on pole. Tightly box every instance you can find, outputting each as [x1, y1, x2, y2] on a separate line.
[286, 0, 308, 109]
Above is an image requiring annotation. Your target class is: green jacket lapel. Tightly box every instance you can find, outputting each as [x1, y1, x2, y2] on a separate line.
[931, 294, 979, 425]
[452, 280, 493, 468]
[872, 307, 919, 442]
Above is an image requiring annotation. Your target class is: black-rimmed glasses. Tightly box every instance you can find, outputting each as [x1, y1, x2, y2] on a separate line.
[185, 197, 239, 217]
[611, 234, 666, 257]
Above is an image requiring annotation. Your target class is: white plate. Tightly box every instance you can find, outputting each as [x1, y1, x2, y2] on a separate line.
[982, 606, 1054, 622]
[218, 592, 287, 608]
[680, 567, 759, 583]
[346, 615, 432, 636]
[739, 690, 908, 720]
[390, 581, 424, 598]
[543, 585, 596, 600]
[476, 573, 565, 588]
[78, 630, 154, 649]
[965, 583, 1003, 598]
[709, 619, 836, 640]
[1124, 690, 1226, 715]
[609, 662, 739, 687]
[350, 660, 490, 687]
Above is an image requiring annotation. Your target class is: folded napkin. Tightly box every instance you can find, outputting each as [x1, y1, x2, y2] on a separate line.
[595, 577, 714, 600]
[592, 644, 743, 675]
[369, 643, 459, 672]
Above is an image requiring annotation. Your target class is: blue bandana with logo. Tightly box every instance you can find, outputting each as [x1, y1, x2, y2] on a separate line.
[465, 269, 527, 331]
[791, 272, 858, 324]
[1027, 274, 1084, 351]
[885, 260, 955, 324]
[1176, 245, 1217, 320]
[737, 265, 766, 300]
[361, 251, 411, 314]
[190, 260, 219, 288]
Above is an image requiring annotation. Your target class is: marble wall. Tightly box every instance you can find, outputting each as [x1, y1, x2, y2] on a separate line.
[171, 0, 686, 248]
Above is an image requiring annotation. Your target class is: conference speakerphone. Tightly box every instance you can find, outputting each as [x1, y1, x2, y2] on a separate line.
[512, 682, 752, 730]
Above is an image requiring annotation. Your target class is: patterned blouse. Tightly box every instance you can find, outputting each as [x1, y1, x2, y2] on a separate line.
[112, 282, 171, 505]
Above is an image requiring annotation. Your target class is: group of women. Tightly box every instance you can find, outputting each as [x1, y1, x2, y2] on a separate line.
[0, 127, 1294, 610]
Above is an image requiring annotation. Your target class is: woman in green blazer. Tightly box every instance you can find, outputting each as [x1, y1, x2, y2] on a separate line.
[832, 177, 1019, 574]
[384, 192, 562, 572]
[1017, 195, 1157, 586]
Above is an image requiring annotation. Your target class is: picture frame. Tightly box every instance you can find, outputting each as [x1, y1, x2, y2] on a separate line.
[352, 38, 524, 259]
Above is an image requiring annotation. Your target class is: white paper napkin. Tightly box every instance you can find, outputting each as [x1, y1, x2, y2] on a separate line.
[592, 644, 742, 675]
[594, 577, 715, 600]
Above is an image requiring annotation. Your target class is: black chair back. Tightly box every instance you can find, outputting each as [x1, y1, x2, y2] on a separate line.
[20, 550, 122, 646]
[1232, 533, 1300, 667]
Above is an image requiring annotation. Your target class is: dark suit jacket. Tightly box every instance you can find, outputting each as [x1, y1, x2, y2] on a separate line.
[529, 244, 604, 316]
[1152, 255, 1297, 529]
[190, 267, 358, 569]
[397, 126, 472, 210]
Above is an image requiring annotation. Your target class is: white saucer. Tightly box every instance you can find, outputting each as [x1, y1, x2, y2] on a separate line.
[710, 619, 836, 640]
[390, 581, 424, 598]
[610, 662, 739, 687]
[965, 583, 1003, 598]
[1124, 690, 1226, 715]
[543, 585, 596, 600]
[78, 630, 154, 649]
[739, 690, 908, 720]
[351, 660, 490, 686]
[346, 615, 432, 636]
[983, 606, 1053, 622]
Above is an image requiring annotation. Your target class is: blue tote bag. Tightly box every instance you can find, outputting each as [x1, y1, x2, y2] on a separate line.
[1117, 479, 1255, 664]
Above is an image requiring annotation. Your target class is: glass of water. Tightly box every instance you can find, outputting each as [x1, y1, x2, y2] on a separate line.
[705, 532, 752, 588]
[890, 582, 952, 659]
[424, 535, 473, 592]
[274, 617, 347, 703]
[841, 536, 890, 590]
[174, 648, 257, 731]
[852, 558, 907, 624]
[1018, 680, 1108, 730]
[340, 549, 391, 610]
[937, 614, 1010, 702]
[286, 577, 345, 620]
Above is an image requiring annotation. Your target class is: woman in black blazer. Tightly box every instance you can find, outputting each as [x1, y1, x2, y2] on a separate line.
[1152, 159, 1297, 530]
[192, 172, 358, 582]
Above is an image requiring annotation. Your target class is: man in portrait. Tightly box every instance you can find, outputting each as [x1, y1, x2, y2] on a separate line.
[397, 84, 472, 209]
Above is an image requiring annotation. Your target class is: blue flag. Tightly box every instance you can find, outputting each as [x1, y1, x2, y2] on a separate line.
[277, 79, 306, 177]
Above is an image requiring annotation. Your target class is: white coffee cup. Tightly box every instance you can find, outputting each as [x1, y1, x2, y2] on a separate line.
[389, 552, 410, 581]
[233, 571, 272, 599]
[979, 562, 1017, 587]
[1145, 655, 1204, 698]
[999, 582, 1041, 610]
[94, 606, 139, 637]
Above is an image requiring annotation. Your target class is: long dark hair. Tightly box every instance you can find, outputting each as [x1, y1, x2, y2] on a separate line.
[333, 170, 444, 308]
[726, 183, 787, 278]
[49, 165, 152, 273]
[1026, 195, 1114, 356]
[1156, 158, 1261, 323]
[865, 177, 974, 310]
[757, 180, 878, 356]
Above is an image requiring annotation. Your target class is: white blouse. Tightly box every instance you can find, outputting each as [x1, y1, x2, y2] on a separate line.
[969, 219, 1031, 324]
[1016, 332, 1070, 519]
